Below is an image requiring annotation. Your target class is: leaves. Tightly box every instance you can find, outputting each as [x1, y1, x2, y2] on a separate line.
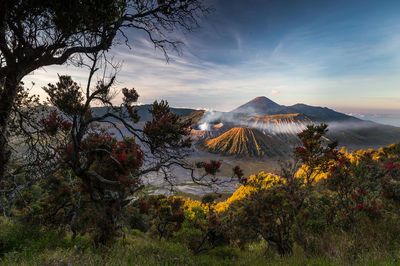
[43, 76, 85, 117]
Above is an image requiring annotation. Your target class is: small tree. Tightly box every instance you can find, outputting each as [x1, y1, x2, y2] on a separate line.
[294, 124, 338, 185]
[11, 53, 196, 243]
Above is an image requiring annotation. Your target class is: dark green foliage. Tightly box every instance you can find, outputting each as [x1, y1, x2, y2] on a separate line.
[125, 196, 186, 240]
[144, 100, 192, 153]
[295, 123, 338, 185]
[173, 207, 228, 253]
[222, 124, 337, 256]
[224, 179, 300, 255]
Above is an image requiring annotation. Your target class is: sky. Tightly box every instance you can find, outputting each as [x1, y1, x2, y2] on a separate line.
[23, 0, 400, 124]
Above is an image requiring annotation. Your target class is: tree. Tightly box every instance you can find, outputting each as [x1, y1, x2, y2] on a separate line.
[9, 52, 196, 242]
[0, 0, 209, 179]
[294, 124, 338, 185]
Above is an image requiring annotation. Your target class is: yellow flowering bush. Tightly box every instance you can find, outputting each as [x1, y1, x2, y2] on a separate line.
[182, 197, 211, 217]
[215, 172, 281, 213]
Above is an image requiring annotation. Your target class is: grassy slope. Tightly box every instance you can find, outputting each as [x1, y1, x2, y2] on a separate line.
[2, 218, 400, 266]
[3, 231, 399, 266]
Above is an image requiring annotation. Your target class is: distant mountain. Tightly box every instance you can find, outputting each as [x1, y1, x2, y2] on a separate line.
[232, 96, 360, 123]
[288, 103, 360, 122]
[326, 120, 400, 150]
[203, 127, 290, 158]
[91, 105, 197, 122]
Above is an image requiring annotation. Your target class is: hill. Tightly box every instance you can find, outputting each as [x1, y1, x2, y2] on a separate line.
[203, 127, 290, 158]
[181, 110, 205, 126]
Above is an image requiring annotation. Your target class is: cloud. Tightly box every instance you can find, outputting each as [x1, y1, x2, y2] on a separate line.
[21, 3, 400, 114]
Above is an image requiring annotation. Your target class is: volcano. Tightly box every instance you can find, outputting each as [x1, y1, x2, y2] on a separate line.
[203, 127, 291, 158]
[232, 96, 286, 114]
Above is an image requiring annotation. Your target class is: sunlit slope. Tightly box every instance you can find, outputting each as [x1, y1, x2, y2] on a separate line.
[204, 127, 290, 158]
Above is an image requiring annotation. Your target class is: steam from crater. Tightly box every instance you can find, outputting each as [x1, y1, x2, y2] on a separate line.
[199, 122, 210, 131]
[197, 110, 381, 136]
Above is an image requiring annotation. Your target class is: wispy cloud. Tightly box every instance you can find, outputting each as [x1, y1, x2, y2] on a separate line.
[22, 0, 400, 115]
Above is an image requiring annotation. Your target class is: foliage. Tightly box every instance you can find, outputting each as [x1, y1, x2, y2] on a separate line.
[9, 61, 193, 243]
[222, 173, 301, 255]
[294, 124, 338, 185]
[149, 196, 186, 240]
[217, 124, 339, 255]
[1, 217, 400, 265]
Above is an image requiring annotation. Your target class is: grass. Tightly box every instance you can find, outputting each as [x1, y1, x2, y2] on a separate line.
[1, 225, 399, 266]
[0, 232, 324, 266]
[2, 215, 400, 265]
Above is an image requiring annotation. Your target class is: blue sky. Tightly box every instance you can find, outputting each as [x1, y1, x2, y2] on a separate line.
[24, 0, 400, 119]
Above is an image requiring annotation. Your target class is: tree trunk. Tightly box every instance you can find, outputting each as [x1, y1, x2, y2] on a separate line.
[0, 73, 19, 179]
[276, 242, 293, 257]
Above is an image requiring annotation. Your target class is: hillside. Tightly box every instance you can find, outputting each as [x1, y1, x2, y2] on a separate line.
[326, 121, 400, 149]
[203, 127, 290, 158]
[181, 110, 206, 126]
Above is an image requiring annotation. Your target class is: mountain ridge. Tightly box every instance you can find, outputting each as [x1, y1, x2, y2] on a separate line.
[232, 96, 361, 122]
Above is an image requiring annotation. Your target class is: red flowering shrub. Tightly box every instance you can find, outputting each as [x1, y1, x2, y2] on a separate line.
[196, 160, 221, 176]
[325, 153, 384, 223]
[39, 110, 72, 135]
[384, 160, 398, 170]
[82, 132, 143, 175]
[232, 166, 244, 179]
[147, 196, 186, 240]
